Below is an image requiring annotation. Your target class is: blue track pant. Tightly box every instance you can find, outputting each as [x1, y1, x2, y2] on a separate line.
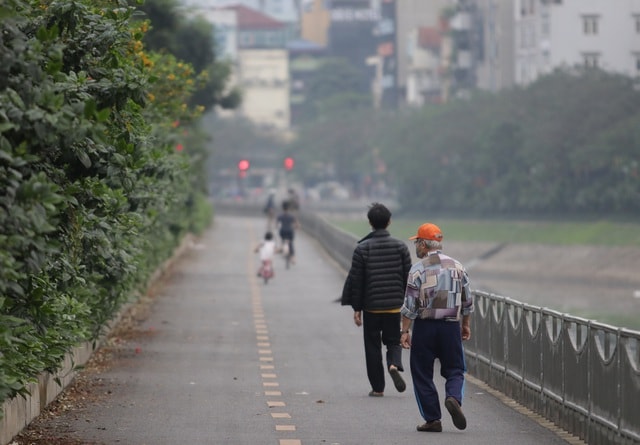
[410, 319, 466, 422]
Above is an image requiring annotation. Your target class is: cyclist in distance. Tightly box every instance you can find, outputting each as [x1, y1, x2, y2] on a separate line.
[276, 200, 300, 265]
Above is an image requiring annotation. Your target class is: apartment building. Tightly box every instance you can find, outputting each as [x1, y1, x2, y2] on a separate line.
[474, 0, 516, 91]
[514, 0, 640, 85]
[185, 0, 640, 121]
[397, 0, 454, 103]
[193, 5, 292, 129]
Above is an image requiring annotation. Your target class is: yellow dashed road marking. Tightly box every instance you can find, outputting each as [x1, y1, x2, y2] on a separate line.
[249, 223, 302, 444]
[280, 440, 302, 445]
[265, 390, 282, 396]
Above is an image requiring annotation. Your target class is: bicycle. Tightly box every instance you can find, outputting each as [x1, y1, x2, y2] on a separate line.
[259, 259, 274, 284]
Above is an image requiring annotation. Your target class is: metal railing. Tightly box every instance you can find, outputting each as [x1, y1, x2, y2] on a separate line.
[466, 292, 640, 445]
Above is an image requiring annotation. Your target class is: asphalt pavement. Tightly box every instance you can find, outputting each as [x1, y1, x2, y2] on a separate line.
[24, 214, 581, 445]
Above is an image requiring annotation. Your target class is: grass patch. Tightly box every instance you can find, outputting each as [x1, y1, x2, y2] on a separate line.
[566, 310, 640, 331]
[328, 218, 640, 246]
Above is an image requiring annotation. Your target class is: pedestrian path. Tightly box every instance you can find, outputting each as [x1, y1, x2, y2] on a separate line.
[13, 214, 579, 445]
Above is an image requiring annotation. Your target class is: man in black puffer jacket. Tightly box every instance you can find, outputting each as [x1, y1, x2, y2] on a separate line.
[343, 202, 413, 397]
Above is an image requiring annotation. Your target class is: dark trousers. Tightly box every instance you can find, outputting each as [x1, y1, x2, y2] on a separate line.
[410, 319, 466, 422]
[279, 229, 295, 256]
[363, 311, 403, 393]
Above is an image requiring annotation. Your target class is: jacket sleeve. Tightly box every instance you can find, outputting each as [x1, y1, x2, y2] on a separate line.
[401, 244, 412, 288]
[349, 246, 366, 311]
[340, 272, 352, 306]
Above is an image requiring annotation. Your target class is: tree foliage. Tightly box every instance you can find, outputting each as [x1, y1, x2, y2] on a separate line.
[385, 67, 640, 216]
[203, 115, 285, 171]
[290, 68, 640, 216]
[288, 108, 383, 192]
[137, 0, 241, 112]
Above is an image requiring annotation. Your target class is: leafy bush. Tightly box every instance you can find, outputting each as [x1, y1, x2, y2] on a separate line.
[0, 0, 218, 408]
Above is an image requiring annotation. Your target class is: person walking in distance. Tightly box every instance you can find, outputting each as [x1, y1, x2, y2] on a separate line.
[344, 203, 412, 397]
[399, 222, 474, 432]
[263, 189, 277, 230]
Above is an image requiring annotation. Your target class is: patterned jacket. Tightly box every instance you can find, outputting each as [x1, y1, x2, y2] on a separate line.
[401, 251, 474, 321]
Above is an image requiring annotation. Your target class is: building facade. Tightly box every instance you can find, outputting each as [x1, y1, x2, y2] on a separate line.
[514, 0, 640, 85]
[288, 39, 327, 126]
[474, 0, 516, 91]
[216, 5, 293, 129]
[300, 0, 331, 46]
[396, 0, 454, 103]
[237, 49, 291, 130]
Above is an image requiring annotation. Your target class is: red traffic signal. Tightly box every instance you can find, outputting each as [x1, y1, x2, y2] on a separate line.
[238, 159, 250, 171]
[283, 157, 294, 170]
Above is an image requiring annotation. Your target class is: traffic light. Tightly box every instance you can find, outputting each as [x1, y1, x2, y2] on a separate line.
[238, 159, 250, 171]
[283, 157, 294, 170]
[238, 159, 250, 178]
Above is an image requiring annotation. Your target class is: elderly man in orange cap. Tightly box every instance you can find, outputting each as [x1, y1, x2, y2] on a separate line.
[399, 223, 474, 433]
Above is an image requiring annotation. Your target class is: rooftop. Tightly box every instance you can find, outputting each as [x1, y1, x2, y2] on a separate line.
[219, 4, 285, 30]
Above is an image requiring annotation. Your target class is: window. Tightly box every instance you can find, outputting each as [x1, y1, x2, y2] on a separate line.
[582, 15, 599, 35]
[634, 53, 640, 75]
[635, 15, 640, 33]
[583, 52, 600, 68]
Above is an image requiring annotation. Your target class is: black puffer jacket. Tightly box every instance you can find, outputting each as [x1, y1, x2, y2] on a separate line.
[347, 229, 412, 312]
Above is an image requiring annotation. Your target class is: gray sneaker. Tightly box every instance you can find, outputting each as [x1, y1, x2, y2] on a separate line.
[389, 367, 406, 392]
[417, 420, 442, 432]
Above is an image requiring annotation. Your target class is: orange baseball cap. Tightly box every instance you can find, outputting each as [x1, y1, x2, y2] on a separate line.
[409, 223, 443, 241]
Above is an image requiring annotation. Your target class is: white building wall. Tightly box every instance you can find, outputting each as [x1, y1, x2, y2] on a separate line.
[405, 28, 442, 106]
[238, 49, 291, 130]
[514, 0, 548, 84]
[548, 0, 640, 76]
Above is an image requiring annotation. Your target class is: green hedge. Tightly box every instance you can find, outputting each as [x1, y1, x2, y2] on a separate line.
[0, 0, 214, 408]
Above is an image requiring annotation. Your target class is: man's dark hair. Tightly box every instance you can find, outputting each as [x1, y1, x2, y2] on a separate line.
[367, 202, 391, 230]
